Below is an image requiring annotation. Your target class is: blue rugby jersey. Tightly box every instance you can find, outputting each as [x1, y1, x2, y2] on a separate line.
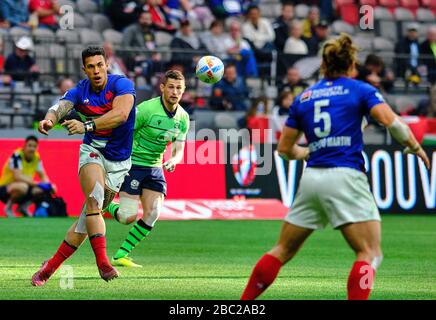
[285, 77, 385, 171]
[61, 74, 136, 161]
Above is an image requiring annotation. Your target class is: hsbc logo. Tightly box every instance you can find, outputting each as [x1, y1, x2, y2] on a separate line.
[232, 145, 257, 187]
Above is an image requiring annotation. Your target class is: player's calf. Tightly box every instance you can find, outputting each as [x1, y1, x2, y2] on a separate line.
[347, 251, 383, 300]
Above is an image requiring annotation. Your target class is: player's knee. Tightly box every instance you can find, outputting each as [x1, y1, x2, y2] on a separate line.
[142, 197, 162, 228]
[88, 181, 105, 211]
[10, 182, 28, 195]
[118, 197, 139, 225]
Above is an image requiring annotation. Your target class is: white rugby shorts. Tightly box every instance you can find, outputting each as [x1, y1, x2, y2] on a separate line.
[285, 167, 380, 230]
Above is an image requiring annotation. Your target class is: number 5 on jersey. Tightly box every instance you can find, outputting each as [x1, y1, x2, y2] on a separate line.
[314, 99, 331, 138]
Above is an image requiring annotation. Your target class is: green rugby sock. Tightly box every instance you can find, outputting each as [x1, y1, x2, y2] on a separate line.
[114, 220, 152, 259]
[106, 203, 119, 221]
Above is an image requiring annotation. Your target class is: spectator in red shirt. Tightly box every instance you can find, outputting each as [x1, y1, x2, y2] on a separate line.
[28, 0, 60, 31]
[144, 0, 176, 34]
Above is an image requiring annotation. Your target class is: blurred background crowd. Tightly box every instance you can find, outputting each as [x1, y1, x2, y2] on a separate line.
[0, 0, 435, 143]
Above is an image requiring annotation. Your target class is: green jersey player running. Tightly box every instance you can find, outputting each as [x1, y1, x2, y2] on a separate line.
[105, 70, 190, 267]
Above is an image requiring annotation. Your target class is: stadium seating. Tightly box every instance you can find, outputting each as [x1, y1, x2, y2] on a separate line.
[420, 0, 436, 15]
[72, 13, 89, 29]
[56, 29, 80, 44]
[91, 13, 113, 34]
[360, 0, 378, 5]
[154, 31, 173, 47]
[102, 29, 123, 46]
[399, 0, 420, 16]
[8, 27, 30, 40]
[295, 4, 309, 19]
[353, 35, 374, 51]
[416, 8, 435, 22]
[33, 28, 56, 44]
[57, 0, 76, 10]
[79, 28, 103, 45]
[379, 0, 399, 13]
[76, 0, 98, 14]
[331, 20, 355, 35]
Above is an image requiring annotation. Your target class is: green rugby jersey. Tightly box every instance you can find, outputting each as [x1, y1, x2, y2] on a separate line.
[132, 96, 190, 167]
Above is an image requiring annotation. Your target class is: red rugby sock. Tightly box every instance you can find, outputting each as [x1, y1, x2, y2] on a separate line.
[46, 240, 77, 272]
[89, 235, 111, 270]
[241, 254, 282, 300]
[347, 261, 375, 300]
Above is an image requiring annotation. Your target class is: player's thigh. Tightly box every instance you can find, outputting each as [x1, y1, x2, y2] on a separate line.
[269, 222, 313, 263]
[317, 168, 380, 228]
[7, 181, 28, 195]
[340, 220, 382, 257]
[284, 169, 329, 230]
[140, 188, 164, 216]
[79, 163, 105, 194]
[79, 163, 105, 211]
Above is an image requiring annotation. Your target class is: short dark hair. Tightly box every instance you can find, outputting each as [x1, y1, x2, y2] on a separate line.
[246, 5, 259, 13]
[209, 19, 223, 30]
[279, 90, 293, 103]
[364, 54, 384, 68]
[225, 62, 236, 70]
[81, 46, 106, 66]
[25, 135, 38, 144]
[163, 70, 185, 84]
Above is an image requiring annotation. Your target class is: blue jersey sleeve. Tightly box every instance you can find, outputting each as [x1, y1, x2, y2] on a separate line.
[60, 87, 79, 105]
[285, 97, 301, 130]
[359, 82, 385, 113]
[114, 77, 136, 97]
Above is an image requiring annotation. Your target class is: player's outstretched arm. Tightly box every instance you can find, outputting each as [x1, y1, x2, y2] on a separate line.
[62, 94, 134, 135]
[370, 103, 430, 169]
[38, 100, 74, 135]
[94, 94, 135, 130]
[277, 126, 310, 161]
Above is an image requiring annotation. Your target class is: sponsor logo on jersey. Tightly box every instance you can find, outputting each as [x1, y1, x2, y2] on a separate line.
[300, 90, 312, 103]
[105, 90, 114, 102]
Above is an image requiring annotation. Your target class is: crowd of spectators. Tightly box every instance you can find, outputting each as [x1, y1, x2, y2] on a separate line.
[0, 0, 435, 122]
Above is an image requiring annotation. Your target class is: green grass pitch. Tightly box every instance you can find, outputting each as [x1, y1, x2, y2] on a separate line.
[0, 215, 435, 300]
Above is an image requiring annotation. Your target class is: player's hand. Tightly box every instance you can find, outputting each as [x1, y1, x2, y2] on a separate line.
[62, 119, 85, 135]
[38, 119, 54, 135]
[404, 146, 430, 170]
[163, 160, 176, 172]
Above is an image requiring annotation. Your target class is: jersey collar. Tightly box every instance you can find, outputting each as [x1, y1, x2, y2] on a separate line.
[160, 96, 178, 118]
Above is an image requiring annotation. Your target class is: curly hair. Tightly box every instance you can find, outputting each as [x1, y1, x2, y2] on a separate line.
[320, 33, 358, 79]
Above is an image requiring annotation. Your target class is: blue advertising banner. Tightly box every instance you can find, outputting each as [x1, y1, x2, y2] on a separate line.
[226, 144, 435, 214]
